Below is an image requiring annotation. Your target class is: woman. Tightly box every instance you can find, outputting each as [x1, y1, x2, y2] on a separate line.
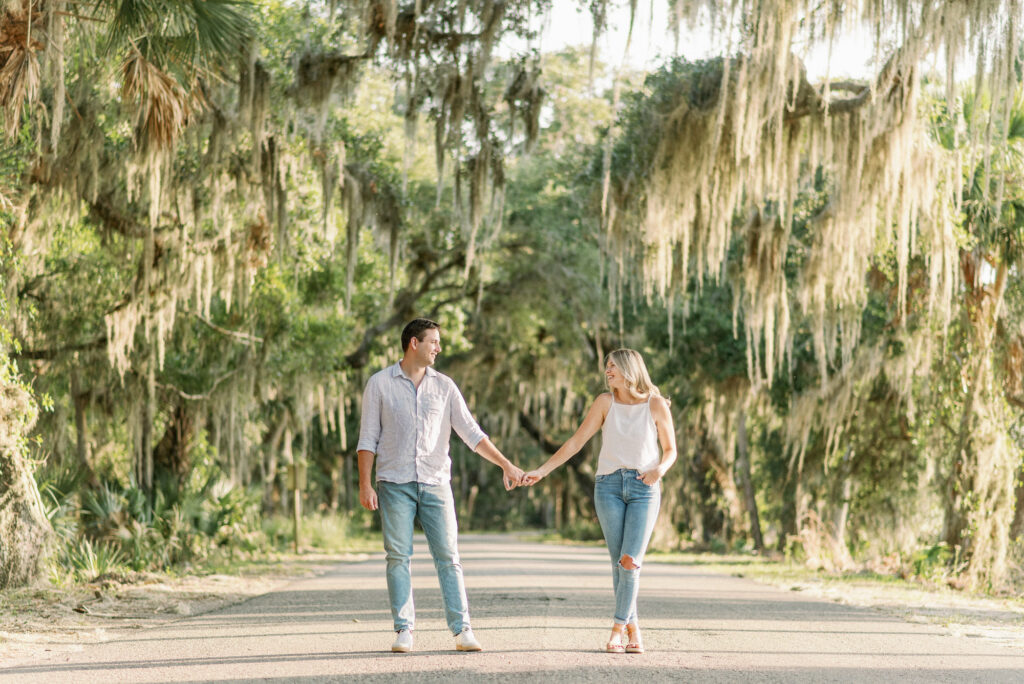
[523, 349, 677, 654]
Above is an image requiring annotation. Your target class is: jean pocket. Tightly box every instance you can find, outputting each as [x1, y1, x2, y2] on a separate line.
[631, 474, 658, 489]
[595, 474, 609, 483]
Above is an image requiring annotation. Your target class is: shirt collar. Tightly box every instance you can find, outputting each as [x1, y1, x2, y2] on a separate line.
[391, 361, 438, 379]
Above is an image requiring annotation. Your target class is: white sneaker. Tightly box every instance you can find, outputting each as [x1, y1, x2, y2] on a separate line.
[392, 629, 413, 653]
[455, 627, 482, 652]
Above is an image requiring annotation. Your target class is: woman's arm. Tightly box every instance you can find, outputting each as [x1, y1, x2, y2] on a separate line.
[639, 396, 678, 485]
[523, 394, 611, 484]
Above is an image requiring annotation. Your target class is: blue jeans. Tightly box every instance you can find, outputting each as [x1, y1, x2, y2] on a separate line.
[594, 468, 661, 625]
[377, 481, 470, 635]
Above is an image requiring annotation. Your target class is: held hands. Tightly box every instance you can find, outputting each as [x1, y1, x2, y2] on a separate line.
[502, 463, 527, 491]
[503, 466, 544, 489]
[521, 469, 544, 486]
[500, 464, 550, 489]
[521, 467, 661, 486]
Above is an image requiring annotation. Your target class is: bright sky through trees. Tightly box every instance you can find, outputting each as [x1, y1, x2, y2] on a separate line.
[534, 2, 874, 80]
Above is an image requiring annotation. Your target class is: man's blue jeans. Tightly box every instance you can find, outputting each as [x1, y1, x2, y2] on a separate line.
[594, 468, 661, 625]
[377, 481, 470, 635]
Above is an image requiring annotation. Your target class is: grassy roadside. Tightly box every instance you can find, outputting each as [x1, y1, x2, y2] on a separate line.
[646, 551, 1024, 649]
[0, 518, 382, 667]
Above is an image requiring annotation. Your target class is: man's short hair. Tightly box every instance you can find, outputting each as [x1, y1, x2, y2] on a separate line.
[401, 318, 440, 351]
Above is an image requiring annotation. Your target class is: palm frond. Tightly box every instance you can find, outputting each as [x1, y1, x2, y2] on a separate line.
[0, 45, 41, 139]
[102, 0, 252, 79]
[102, 0, 152, 52]
[121, 45, 189, 149]
[101, 0, 252, 148]
[189, 0, 252, 67]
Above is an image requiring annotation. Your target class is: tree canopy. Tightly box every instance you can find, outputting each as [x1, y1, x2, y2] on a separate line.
[1, 0, 1023, 591]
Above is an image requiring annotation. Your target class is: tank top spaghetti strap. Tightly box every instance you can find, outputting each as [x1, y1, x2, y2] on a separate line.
[596, 396, 661, 476]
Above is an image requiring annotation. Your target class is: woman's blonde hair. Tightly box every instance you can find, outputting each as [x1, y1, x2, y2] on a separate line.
[605, 348, 664, 401]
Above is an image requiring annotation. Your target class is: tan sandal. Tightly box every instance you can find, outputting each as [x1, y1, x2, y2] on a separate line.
[604, 624, 625, 653]
[625, 623, 644, 654]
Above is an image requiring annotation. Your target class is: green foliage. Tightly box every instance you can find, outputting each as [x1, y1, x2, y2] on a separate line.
[101, 0, 254, 77]
[262, 512, 372, 552]
[64, 538, 127, 583]
[910, 542, 955, 582]
[601, 57, 723, 194]
[67, 459, 261, 570]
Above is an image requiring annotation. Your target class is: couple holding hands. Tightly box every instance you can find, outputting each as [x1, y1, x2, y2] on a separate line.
[357, 318, 677, 654]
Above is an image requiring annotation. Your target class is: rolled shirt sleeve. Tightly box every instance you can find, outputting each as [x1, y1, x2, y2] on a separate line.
[449, 384, 487, 450]
[356, 373, 383, 454]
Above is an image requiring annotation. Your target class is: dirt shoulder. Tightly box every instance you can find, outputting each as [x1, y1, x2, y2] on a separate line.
[0, 551, 370, 667]
[648, 553, 1024, 651]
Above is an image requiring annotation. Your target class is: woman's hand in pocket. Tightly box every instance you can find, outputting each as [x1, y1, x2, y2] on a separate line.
[637, 468, 663, 486]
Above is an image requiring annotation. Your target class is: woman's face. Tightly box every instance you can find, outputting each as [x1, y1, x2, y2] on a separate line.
[605, 358, 626, 391]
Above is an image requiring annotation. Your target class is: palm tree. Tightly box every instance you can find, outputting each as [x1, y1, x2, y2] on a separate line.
[101, 0, 254, 148]
[1, 0, 253, 148]
[934, 90, 1024, 588]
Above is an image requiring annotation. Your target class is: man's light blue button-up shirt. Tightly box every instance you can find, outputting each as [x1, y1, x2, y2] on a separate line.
[357, 362, 488, 485]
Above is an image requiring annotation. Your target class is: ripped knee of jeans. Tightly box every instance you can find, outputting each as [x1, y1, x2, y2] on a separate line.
[619, 554, 639, 570]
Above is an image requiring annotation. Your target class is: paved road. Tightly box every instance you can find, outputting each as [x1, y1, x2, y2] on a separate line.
[3, 535, 1022, 682]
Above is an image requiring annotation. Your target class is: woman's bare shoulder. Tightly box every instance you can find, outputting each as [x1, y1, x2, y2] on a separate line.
[650, 395, 672, 413]
[589, 392, 613, 418]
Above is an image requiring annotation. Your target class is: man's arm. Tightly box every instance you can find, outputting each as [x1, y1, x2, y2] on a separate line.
[474, 437, 526, 491]
[356, 376, 382, 510]
[448, 383, 525, 490]
[357, 449, 378, 510]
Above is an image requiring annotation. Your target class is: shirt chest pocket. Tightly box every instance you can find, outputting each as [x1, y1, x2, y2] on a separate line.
[421, 394, 446, 417]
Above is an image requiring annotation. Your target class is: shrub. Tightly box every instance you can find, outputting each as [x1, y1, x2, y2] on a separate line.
[65, 538, 127, 582]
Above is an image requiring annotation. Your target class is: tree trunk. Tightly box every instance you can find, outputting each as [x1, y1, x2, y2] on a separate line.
[833, 446, 853, 549]
[0, 361, 52, 588]
[944, 256, 1014, 587]
[281, 427, 293, 516]
[831, 445, 855, 569]
[70, 367, 100, 488]
[0, 450, 53, 588]
[328, 460, 340, 511]
[1010, 472, 1024, 541]
[342, 449, 352, 513]
[565, 449, 596, 513]
[262, 415, 287, 512]
[697, 434, 744, 542]
[153, 402, 196, 487]
[137, 358, 156, 500]
[734, 409, 764, 552]
[554, 478, 564, 530]
[563, 470, 575, 527]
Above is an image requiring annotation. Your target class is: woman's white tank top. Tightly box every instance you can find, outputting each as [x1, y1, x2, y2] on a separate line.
[596, 397, 660, 475]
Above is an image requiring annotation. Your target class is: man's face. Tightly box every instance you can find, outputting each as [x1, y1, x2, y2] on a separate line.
[413, 328, 442, 366]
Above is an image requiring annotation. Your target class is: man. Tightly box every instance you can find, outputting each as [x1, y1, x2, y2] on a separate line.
[357, 318, 525, 653]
